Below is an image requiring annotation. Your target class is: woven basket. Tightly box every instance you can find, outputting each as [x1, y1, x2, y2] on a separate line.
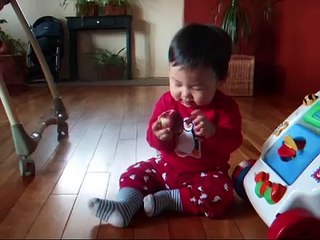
[219, 55, 255, 96]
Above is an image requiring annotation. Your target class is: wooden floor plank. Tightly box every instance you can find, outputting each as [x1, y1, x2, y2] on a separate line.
[0, 86, 301, 239]
[98, 224, 134, 239]
[167, 214, 207, 239]
[233, 199, 268, 238]
[52, 113, 108, 195]
[119, 88, 138, 140]
[106, 139, 137, 199]
[62, 173, 110, 239]
[132, 212, 170, 239]
[0, 170, 34, 224]
[201, 217, 242, 239]
[0, 173, 58, 239]
[25, 195, 76, 239]
[87, 93, 125, 173]
[0, 154, 20, 187]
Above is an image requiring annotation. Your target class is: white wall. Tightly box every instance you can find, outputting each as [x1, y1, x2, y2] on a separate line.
[0, 0, 184, 79]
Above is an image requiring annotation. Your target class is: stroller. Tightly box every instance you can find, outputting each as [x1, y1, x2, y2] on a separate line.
[27, 16, 64, 82]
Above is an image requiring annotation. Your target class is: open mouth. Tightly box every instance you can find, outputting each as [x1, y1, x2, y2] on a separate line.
[181, 100, 195, 107]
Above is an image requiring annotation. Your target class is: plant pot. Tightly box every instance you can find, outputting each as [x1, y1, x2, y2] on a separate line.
[86, 2, 99, 16]
[0, 40, 10, 55]
[0, 54, 28, 95]
[219, 54, 255, 96]
[76, 3, 88, 17]
[104, 4, 127, 15]
[99, 65, 125, 80]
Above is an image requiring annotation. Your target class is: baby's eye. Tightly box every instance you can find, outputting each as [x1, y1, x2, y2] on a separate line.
[192, 86, 203, 90]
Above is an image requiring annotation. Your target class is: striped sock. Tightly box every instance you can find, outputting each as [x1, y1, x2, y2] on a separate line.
[143, 189, 182, 217]
[88, 187, 143, 227]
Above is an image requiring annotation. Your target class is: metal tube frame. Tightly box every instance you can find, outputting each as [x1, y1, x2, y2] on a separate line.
[0, 0, 69, 176]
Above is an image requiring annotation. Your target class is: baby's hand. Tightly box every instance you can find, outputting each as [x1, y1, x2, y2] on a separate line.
[152, 110, 183, 141]
[152, 120, 173, 141]
[189, 109, 216, 138]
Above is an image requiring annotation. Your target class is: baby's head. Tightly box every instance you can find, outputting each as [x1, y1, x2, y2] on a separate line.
[168, 23, 232, 108]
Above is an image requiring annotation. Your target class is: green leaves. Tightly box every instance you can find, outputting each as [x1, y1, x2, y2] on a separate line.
[0, 32, 27, 56]
[0, 19, 26, 56]
[221, 0, 251, 46]
[91, 47, 126, 68]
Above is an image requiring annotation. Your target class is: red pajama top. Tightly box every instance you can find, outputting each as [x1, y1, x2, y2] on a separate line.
[146, 90, 243, 175]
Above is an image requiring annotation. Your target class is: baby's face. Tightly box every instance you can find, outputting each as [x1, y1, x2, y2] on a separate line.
[169, 64, 221, 108]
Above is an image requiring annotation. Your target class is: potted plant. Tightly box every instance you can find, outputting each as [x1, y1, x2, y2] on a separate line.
[92, 47, 126, 80]
[0, 19, 28, 94]
[60, 0, 100, 17]
[212, 0, 250, 48]
[212, 0, 280, 48]
[211, 0, 282, 96]
[86, 0, 99, 16]
[0, 19, 8, 54]
[103, 0, 130, 15]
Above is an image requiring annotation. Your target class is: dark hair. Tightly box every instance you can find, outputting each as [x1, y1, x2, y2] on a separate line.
[168, 23, 232, 81]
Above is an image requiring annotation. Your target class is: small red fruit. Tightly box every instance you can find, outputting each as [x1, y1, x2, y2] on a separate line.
[158, 109, 183, 134]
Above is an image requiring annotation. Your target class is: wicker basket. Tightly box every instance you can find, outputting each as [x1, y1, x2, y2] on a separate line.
[219, 55, 255, 96]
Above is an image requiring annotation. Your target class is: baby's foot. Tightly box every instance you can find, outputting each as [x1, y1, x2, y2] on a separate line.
[88, 198, 129, 227]
[143, 190, 182, 217]
[143, 194, 156, 217]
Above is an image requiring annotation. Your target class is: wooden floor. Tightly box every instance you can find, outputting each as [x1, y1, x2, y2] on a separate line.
[0, 85, 302, 239]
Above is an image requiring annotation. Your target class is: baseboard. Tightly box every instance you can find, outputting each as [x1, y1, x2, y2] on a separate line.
[28, 77, 169, 87]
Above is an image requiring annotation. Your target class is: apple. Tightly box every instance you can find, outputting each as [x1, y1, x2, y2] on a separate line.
[158, 109, 183, 134]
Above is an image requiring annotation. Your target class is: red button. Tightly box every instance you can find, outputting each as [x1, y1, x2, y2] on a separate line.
[260, 180, 272, 196]
[254, 171, 269, 183]
[271, 183, 287, 203]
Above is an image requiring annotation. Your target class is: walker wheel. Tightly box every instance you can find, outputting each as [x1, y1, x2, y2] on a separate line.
[267, 208, 320, 239]
[19, 158, 35, 176]
[57, 122, 68, 141]
[232, 159, 256, 199]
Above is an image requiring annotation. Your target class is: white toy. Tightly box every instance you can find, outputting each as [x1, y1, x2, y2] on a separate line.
[232, 92, 320, 239]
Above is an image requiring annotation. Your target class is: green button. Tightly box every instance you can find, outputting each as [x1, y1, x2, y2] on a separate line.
[303, 102, 320, 128]
[313, 110, 320, 120]
[255, 181, 263, 198]
[264, 187, 276, 205]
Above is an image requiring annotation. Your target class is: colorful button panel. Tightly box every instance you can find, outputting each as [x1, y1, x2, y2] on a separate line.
[254, 171, 287, 204]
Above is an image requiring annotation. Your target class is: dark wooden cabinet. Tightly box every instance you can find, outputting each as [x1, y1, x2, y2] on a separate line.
[66, 15, 132, 80]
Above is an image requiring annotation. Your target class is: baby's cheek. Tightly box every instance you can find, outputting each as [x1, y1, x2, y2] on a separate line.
[195, 96, 208, 106]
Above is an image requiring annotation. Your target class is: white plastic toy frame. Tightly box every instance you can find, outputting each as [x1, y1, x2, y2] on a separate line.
[242, 91, 320, 238]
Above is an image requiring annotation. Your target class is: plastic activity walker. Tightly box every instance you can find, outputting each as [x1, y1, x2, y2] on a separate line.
[232, 92, 320, 239]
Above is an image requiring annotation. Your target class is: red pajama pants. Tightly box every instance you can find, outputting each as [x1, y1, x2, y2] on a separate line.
[119, 156, 234, 218]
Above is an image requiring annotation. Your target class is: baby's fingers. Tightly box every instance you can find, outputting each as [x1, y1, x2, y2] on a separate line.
[152, 120, 162, 131]
[157, 128, 172, 141]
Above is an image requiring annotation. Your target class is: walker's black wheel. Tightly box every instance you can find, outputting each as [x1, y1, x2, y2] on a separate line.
[57, 122, 68, 141]
[19, 158, 35, 176]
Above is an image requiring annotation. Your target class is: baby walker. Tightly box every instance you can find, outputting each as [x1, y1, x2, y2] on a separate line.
[0, 0, 68, 176]
[232, 92, 320, 239]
